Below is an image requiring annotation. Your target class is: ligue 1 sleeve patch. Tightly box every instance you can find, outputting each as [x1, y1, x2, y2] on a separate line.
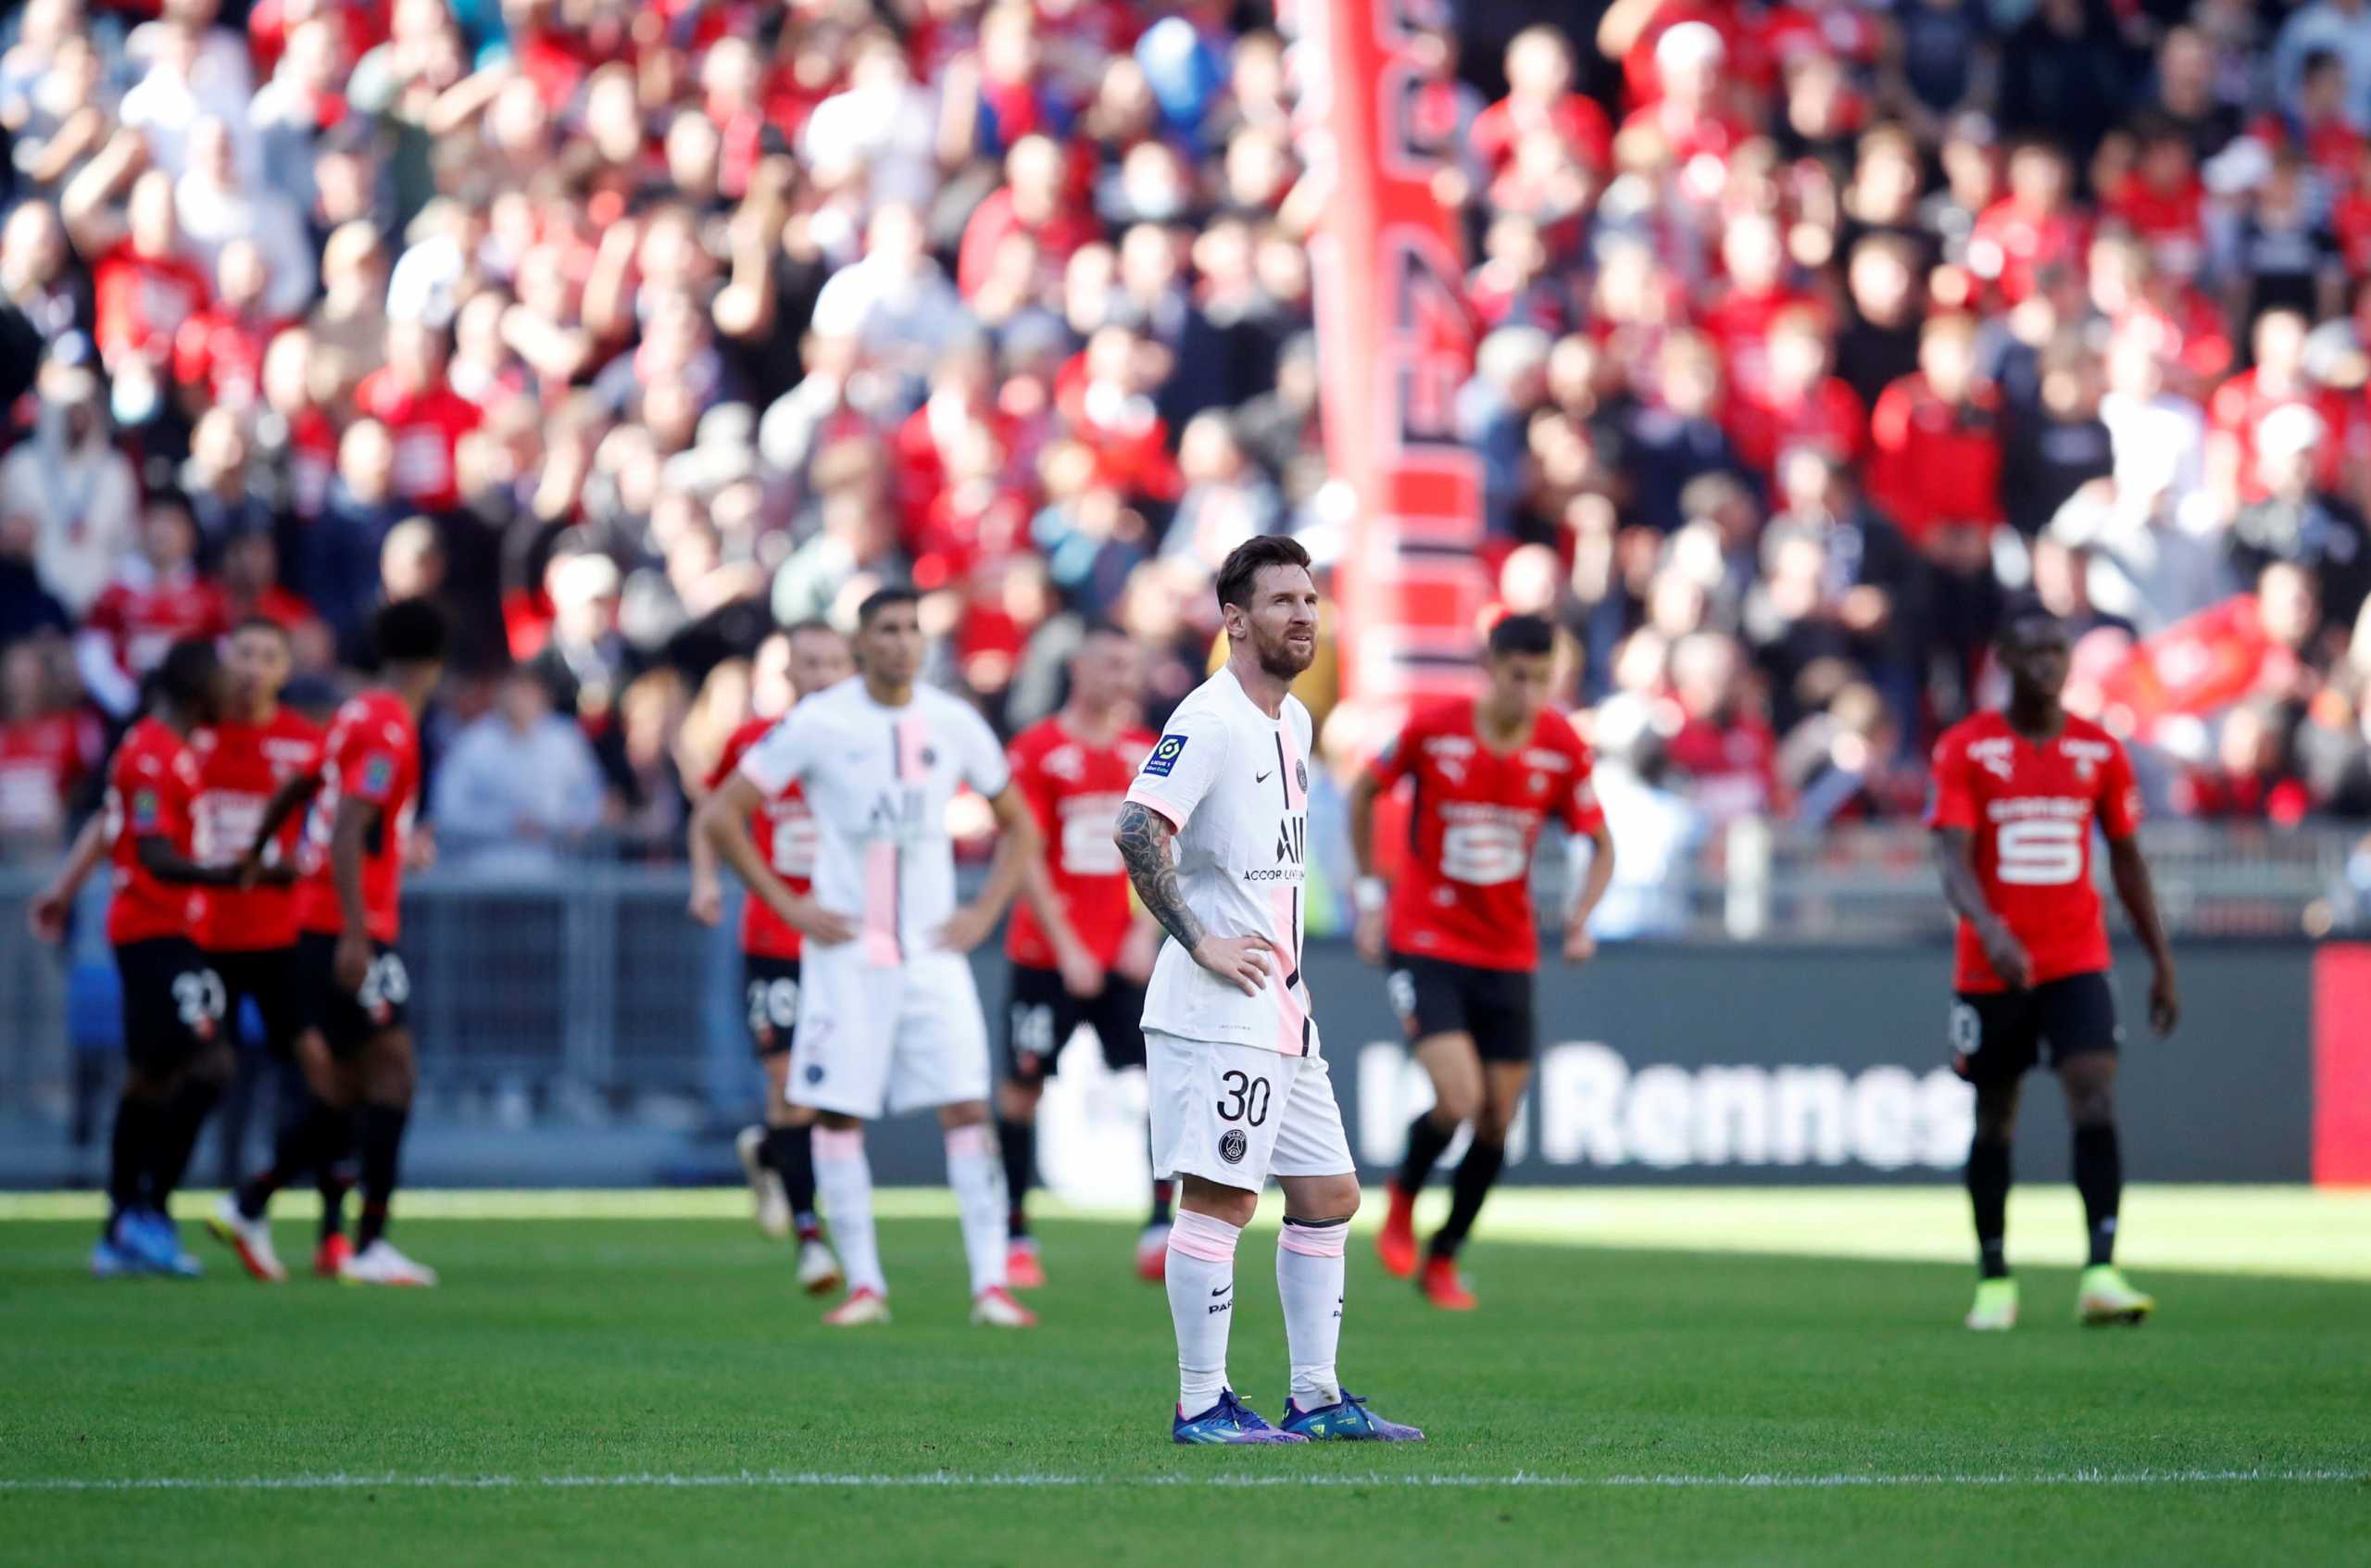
[1140, 734, 1188, 778]
[130, 787, 162, 834]
[360, 754, 395, 796]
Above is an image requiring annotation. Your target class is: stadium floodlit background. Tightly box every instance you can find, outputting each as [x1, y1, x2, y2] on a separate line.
[0, 0, 2366, 1562]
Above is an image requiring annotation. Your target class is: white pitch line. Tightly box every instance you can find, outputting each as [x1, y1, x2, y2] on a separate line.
[2, 1468, 2361, 1494]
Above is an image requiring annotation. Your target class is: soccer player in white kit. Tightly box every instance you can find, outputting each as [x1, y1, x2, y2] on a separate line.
[1113, 536, 1425, 1444]
[696, 587, 1045, 1328]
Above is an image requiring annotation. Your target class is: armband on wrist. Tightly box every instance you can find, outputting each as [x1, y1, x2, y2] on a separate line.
[1353, 877, 1388, 914]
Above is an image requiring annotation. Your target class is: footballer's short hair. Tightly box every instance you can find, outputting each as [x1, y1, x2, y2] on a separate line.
[856, 585, 921, 630]
[1487, 613, 1556, 660]
[373, 596, 450, 667]
[1214, 534, 1312, 614]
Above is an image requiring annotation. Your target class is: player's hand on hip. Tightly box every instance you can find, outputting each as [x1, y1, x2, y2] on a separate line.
[27, 886, 69, 943]
[932, 901, 997, 955]
[1352, 906, 1386, 965]
[334, 931, 373, 993]
[786, 897, 859, 947]
[2148, 966, 2180, 1036]
[686, 876, 723, 927]
[1192, 934, 1276, 997]
[1562, 923, 1597, 965]
[1054, 938, 1104, 997]
[1980, 924, 2033, 989]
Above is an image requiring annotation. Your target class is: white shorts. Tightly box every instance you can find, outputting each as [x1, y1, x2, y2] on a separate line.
[788, 947, 990, 1119]
[1148, 1030, 1353, 1191]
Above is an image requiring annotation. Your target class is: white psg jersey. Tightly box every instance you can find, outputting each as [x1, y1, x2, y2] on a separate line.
[738, 677, 1010, 965]
[1123, 668, 1316, 1055]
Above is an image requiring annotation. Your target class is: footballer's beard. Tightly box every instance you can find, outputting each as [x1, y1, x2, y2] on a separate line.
[1253, 626, 1316, 682]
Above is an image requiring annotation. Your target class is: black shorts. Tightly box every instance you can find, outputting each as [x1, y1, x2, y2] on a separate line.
[1950, 972, 2121, 1084]
[744, 954, 801, 1060]
[1002, 963, 1148, 1084]
[115, 939, 228, 1073]
[295, 932, 411, 1056]
[207, 945, 305, 1058]
[1386, 951, 1537, 1064]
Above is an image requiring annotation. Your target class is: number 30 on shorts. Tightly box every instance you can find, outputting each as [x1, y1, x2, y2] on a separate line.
[1215, 1069, 1270, 1127]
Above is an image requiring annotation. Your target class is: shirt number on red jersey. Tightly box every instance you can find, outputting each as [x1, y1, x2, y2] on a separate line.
[1060, 806, 1124, 876]
[1995, 819, 2084, 885]
[1439, 821, 1527, 885]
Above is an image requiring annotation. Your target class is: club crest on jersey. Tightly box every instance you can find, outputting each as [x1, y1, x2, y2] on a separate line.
[1218, 1128, 1248, 1164]
[1141, 734, 1187, 777]
[1967, 736, 2017, 782]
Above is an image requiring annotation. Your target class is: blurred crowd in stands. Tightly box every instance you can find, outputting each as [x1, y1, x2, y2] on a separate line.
[8, 0, 2371, 877]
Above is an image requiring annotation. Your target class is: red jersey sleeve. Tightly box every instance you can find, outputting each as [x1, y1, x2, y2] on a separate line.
[342, 719, 406, 809]
[1009, 732, 1060, 835]
[707, 725, 756, 794]
[1561, 740, 1608, 835]
[1367, 709, 1426, 792]
[1926, 730, 1979, 832]
[2098, 737, 2144, 840]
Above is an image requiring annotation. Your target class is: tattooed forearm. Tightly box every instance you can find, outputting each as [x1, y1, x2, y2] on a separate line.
[1114, 802, 1203, 953]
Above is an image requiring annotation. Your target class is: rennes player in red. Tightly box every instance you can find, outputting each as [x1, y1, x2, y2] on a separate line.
[191, 618, 336, 1270]
[1929, 607, 2178, 1334]
[1347, 614, 1616, 1311]
[993, 623, 1169, 1288]
[212, 599, 448, 1287]
[690, 621, 854, 1297]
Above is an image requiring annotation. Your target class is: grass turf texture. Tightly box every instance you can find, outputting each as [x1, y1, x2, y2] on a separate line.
[3, 1189, 2365, 1567]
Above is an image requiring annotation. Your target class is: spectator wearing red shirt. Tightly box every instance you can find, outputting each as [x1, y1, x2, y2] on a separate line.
[2207, 308, 2352, 518]
[170, 238, 286, 415]
[1620, 21, 1745, 189]
[63, 141, 211, 374]
[1970, 143, 2090, 305]
[959, 134, 1099, 300]
[2104, 122, 2208, 281]
[1699, 212, 1818, 409]
[353, 319, 482, 514]
[1868, 313, 2004, 548]
[78, 495, 232, 720]
[1663, 630, 1784, 822]
[1472, 25, 1612, 176]
[1727, 306, 1866, 482]
[0, 641, 99, 850]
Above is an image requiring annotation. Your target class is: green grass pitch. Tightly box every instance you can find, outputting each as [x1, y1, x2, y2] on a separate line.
[2, 1188, 2365, 1566]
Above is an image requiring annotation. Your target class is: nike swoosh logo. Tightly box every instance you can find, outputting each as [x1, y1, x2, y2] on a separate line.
[1255, 771, 1273, 784]
[1210, 1285, 1231, 1298]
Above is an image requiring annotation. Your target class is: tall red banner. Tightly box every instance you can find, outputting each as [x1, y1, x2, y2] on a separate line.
[1286, 0, 1487, 709]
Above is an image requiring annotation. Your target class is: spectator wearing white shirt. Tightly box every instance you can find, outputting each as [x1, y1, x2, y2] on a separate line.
[798, 30, 946, 214]
[0, 358, 140, 615]
[808, 203, 973, 406]
[430, 665, 609, 872]
[118, 20, 253, 180]
[173, 116, 315, 318]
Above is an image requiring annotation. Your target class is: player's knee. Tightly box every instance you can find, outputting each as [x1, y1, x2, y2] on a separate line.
[817, 1110, 863, 1132]
[1293, 1173, 1361, 1223]
[2064, 1083, 2115, 1127]
[938, 1099, 989, 1130]
[1180, 1177, 1258, 1229]
[997, 1080, 1041, 1121]
[1473, 1105, 1515, 1147]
